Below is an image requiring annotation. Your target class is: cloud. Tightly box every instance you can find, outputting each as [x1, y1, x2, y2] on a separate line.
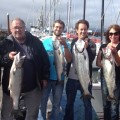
[0, 0, 120, 31]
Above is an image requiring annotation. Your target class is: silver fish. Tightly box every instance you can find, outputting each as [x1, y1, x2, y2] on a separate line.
[8, 52, 25, 110]
[53, 40, 64, 81]
[73, 40, 94, 99]
[102, 47, 116, 101]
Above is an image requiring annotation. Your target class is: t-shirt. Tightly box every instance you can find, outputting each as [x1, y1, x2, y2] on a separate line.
[42, 37, 69, 81]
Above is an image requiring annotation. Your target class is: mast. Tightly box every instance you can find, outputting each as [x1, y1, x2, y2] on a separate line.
[49, 0, 52, 35]
[53, 0, 56, 21]
[7, 13, 10, 35]
[116, 10, 120, 24]
[83, 0, 86, 20]
[101, 0, 104, 42]
[32, 0, 35, 26]
[44, 0, 46, 28]
[67, 0, 72, 33]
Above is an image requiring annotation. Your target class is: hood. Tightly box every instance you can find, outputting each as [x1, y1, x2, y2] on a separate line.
[6, 31, 34, 43]
[6, 34, 14, 41]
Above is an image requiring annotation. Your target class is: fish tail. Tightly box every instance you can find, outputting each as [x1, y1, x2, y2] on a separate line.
[80, 93, 94, 99]
[107, 95, 117, 101]
[8, 83, 12, 91]
[11, 109, 23, 118]
[57, 76, 61, 81]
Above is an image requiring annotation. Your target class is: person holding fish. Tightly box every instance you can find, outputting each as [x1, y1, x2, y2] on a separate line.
[40, 19, 72, 120]
[96, 24, 120, 120]
[64, 19, 96, 120]
[0, 18, 50, 120]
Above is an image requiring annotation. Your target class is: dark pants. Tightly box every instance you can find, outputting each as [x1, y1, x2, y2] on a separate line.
[64, 78, 92, 120]
[101, 75, 120, 120]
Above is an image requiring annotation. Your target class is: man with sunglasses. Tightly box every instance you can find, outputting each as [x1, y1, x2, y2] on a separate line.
[96, 24, 120, 120]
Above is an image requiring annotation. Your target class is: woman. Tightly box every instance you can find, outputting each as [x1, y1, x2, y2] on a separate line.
[96, 24, 120, 120]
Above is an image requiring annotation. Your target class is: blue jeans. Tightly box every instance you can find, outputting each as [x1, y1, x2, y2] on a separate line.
[40, 80, 64, 120]
[64, 78, 92, 120]
[101, 74, 120, 120]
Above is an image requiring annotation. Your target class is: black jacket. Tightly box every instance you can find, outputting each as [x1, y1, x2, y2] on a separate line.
[0, 32, 50, 94]
[66, 38, 96, 79]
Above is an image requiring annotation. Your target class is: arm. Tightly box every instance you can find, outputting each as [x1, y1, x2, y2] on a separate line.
[41, 43, 50, 87]
[59, 38, 72, 63]
[112, 49, 120, 66]
[35, 40, 50, 88]
[96, 50, 103, 68]
[40, 42, 50, 80]
[0, 39, 14, 66]
[64, 45, 72, 63]
[86, 39, 96, 78]
[87, 39, 96, 63]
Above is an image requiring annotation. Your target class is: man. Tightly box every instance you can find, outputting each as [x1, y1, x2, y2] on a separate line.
[0, 18, 50, 120]
[40, 19, 72, 120]
[64, 19, 96, 120]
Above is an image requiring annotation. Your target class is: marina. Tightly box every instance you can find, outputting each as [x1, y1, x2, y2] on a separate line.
[0, 0, 120, 120]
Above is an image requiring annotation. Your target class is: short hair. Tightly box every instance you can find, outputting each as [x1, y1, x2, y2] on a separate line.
[105, 24, 120, 43]
[10, 17, 25, 27]
[75, 19, 89, 30]
[53, 19, 65, 29]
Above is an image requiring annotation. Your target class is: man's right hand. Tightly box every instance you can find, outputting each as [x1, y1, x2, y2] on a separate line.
[9, 51, 17, 60]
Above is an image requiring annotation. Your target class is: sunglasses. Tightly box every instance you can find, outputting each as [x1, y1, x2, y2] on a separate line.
[109, 32, 120, 36]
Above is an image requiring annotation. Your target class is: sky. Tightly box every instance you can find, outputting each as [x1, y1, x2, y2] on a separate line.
[0, 0, 120, 32]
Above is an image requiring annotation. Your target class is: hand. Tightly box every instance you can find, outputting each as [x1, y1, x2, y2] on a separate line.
[108, 46, 117, 55]
[57, 37, 67, 47]
[84, 38, 89, 48]
[9, 51, 17, 60]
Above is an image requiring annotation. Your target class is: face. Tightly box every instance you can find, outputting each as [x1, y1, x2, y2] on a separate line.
[53, 23, 64, 37]
[76, 23, 88, 39]
[109, 28, 120, 43]
[10, 20, 25, 41]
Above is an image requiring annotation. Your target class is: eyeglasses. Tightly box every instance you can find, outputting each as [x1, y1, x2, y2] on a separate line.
[12, 26, 24, 30]
[109, 32, 120, 36]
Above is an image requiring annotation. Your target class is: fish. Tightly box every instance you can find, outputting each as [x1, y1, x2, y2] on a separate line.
[8, 52, 25, 115]
[52, 40, 64, 81]
[73, 40, 94, 99]
[102, 47, 116, 101]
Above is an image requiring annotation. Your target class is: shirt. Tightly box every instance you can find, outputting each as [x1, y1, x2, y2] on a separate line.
[42, 37, 69, 81]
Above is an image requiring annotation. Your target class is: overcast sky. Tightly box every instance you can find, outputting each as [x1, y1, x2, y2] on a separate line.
[0, 0, 120, 32]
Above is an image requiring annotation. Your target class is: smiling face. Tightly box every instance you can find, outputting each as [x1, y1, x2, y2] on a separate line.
[76, 23, 88, 40]
[108, 28, 120, 44]
[10, 19, 26, 41]
[53, 22, 64, 37]
[106, 24, 120, 43]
